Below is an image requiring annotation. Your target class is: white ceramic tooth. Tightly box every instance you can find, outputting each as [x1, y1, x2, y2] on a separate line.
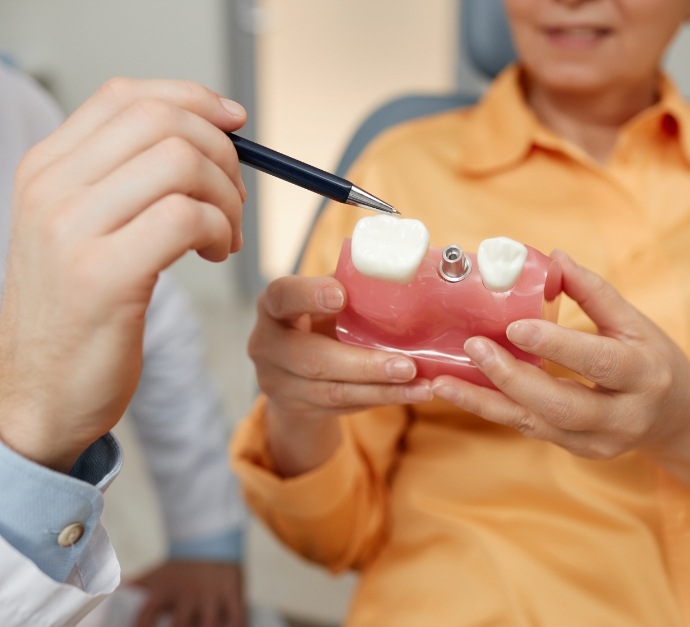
[477, 236, 528, 292]
[351, 215, 430, 284]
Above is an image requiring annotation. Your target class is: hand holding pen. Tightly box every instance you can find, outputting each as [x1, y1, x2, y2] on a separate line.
[0, 78, 249, 472]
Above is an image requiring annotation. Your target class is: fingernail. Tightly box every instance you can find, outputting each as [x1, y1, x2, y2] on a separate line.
[317, 286, 344, 310]
[385, 357, 416, 381]
[464, 337, 492, 366]
[507, 321, 541, 347]
[220, 98, 246, 118]
[405, 382, 433, 402]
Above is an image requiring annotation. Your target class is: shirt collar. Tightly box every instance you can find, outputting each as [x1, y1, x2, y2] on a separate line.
[645, 74, 690, 166]
[455, 65, 690, 174]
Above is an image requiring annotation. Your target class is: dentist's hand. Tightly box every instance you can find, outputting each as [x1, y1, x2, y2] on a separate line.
[432, 251, 690, 482]
[0, 78, 247, 472]
[131, 560, 246, 627]
[248, 274, 432, 476]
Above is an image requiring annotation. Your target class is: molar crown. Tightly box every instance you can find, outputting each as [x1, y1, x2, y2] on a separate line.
[477, 236, 528, 292]
[351, 214, 430, 284]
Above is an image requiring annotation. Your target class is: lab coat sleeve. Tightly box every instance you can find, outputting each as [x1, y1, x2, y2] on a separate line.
[127, 272, 247, 557]
[0, 436, 123, 627]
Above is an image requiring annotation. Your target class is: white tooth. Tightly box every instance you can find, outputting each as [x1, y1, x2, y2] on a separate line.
[477, 236, 528, 292]
[351, 214, 430, 284]
[567, 28, 596, 36]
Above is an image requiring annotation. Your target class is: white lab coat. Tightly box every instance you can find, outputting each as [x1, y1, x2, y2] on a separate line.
[0, 516, 120, 626]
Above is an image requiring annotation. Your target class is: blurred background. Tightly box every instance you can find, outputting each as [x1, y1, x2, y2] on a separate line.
[0, 1, 688, 625]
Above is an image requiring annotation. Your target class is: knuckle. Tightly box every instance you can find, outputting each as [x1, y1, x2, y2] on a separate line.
[544, 391, 577, 429]
[511, 407, 538, 437]
[97, 76, 138, 104]
[129, 98, 179, 130]
[18, 166, 52, 212]
[300, 349, 327, 380]
[616, 413, 653, 445]
[585, 344, 621, 384]
[14, 145, 44, 190]
[157, 194, 202, 234]
[491, 363, 517, 390]
[176, 79, 212, 104]
[324, 381, 347, 407]
[157, 138, 204, 188]
[159, 135, 200, 168]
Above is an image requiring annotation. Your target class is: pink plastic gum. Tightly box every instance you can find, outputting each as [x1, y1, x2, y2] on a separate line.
[334, 239, 562, 387]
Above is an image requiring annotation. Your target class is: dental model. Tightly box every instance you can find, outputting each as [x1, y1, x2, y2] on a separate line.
[351, 214, 430, 283]
[334, 215, 562, 387]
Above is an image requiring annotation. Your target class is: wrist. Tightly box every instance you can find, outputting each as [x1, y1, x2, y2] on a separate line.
[0, 408, 87, 473]
[265, 404, 342, 477]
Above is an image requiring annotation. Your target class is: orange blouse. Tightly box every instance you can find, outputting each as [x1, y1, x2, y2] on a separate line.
[233, 66, 690, 626]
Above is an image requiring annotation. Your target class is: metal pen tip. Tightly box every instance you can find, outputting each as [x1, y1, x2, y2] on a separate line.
[347, 184, 400, 215]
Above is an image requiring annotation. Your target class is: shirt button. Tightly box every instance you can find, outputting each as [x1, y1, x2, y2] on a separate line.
[57, 523, 85, 547]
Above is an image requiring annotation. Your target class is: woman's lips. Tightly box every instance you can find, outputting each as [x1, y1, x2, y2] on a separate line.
[544, 26, 613, 49]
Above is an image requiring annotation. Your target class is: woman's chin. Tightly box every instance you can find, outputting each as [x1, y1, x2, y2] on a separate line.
[527, 64, 615, 96]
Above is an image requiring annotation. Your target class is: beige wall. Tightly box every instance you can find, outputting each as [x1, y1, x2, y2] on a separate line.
[255, 0, 459, 279]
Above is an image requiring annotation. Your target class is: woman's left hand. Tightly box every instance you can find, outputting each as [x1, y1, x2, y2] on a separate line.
[432, 250, 690, 481]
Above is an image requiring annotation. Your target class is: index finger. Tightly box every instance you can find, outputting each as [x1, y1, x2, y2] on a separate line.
[261, 275, 347, 322]
[507, 319, 645, 391]
[19, 78, 247, 183]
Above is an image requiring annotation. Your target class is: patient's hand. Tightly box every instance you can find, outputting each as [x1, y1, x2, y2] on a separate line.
[432, 251, 690, 483]
[248, 274, 432, 476]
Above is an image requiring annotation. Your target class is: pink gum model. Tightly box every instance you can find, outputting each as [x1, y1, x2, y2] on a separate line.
[335, 239, 562, 387]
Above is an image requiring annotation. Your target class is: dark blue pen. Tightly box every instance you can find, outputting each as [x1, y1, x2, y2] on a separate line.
[228, 133, 399, 215]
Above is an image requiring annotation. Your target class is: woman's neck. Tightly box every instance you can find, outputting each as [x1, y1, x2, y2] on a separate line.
[525, 76, 660, 164]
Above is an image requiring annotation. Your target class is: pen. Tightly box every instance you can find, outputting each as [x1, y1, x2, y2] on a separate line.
[228, 133, 399, 215]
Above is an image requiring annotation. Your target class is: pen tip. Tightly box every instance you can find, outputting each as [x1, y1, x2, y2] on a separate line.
[347, 185, 400, 216]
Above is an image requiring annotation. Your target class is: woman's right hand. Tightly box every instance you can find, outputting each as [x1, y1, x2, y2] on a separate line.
[248, 274, 433, 475]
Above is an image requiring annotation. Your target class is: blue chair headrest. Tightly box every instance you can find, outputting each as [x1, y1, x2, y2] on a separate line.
[461, 0, 517, 80]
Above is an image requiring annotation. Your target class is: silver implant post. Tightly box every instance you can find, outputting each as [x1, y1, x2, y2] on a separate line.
[439, 244, 472, 282]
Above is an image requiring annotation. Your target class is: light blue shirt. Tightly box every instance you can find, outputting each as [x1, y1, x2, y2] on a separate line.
[0, 435, 244, 583]
[0, 436, 121, 582]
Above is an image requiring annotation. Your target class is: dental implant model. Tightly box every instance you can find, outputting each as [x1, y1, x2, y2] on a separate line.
[334, 215, 563, 387]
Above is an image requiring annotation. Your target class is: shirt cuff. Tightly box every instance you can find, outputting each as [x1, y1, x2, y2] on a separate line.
[0, 434, 122, 582]
[230, 398, 359, 519]
[169, 528, 245, 563]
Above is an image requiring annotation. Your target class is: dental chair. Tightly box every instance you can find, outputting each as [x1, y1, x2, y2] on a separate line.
[295, 0, 516, 268]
